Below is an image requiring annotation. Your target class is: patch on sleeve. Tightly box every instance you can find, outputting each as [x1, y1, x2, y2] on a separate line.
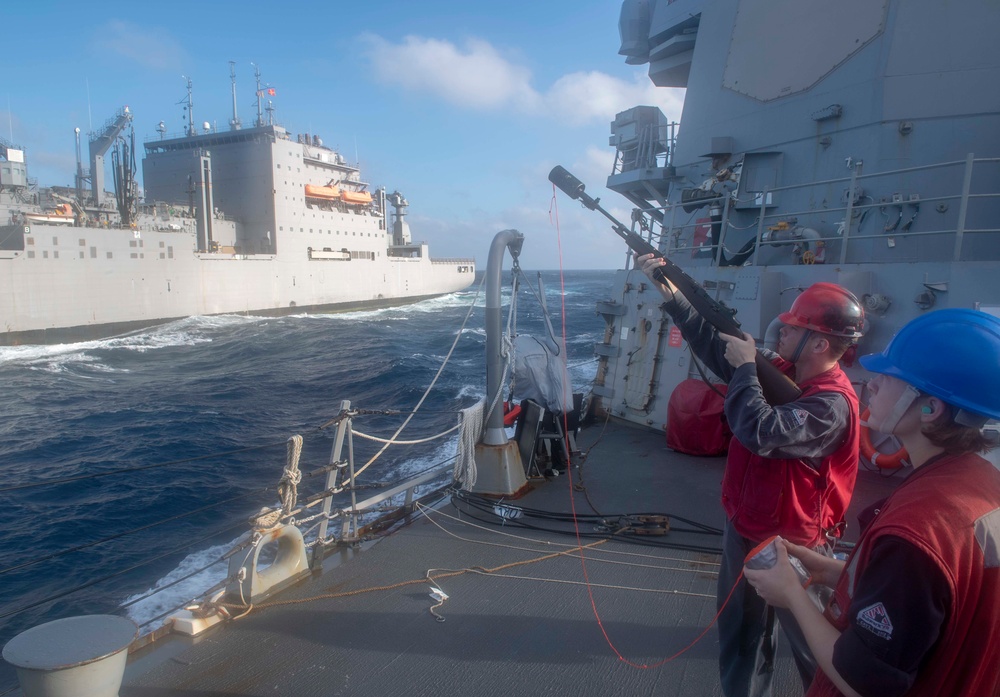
[856, 602, 894, 640]
[789, 408, 808, 427]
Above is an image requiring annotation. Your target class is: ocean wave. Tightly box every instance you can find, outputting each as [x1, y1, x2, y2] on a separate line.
[0, 270, 612, 660]
[122, 539, 235, 629]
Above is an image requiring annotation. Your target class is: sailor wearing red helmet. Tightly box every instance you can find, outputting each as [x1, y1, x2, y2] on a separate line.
[639, 254, 865, 697]
[745, 308, 1000, 697]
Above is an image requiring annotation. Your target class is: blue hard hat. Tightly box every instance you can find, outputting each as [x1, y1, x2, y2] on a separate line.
[860, 308, 1000, 423]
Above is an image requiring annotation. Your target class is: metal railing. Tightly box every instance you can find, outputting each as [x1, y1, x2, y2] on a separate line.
[651, 154, 1000, 264]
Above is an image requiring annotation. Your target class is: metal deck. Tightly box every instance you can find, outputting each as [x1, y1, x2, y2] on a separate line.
[120, 418, 900, 696]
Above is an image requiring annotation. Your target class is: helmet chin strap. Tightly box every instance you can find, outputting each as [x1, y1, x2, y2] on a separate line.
[789, 329, 813, 363]
[877, 384, 923, 433]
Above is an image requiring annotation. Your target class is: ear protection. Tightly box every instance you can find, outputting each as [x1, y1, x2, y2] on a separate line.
[921, 406, 933, 414]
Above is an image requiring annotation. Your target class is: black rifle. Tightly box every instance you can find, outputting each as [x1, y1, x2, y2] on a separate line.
[548, 165, 801, 406]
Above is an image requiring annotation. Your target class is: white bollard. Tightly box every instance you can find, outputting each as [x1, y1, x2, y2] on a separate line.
[2, 615, 137, 697]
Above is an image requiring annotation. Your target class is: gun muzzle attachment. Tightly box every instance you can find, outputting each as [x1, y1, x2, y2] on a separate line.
[548, 166, 598, 210]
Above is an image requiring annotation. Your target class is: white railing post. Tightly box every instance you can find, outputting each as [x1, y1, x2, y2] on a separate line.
[752, 189, 769, 266]
[953, 153, 975, 261]
[316, 400, 351, 548]
[840, 161, 862, 265]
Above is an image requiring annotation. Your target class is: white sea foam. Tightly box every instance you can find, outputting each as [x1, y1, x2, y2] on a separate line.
[0, 317, 230, 371]
[122, 539, 236, 629]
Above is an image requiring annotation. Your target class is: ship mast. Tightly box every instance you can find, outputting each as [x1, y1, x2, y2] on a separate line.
[252, 63, 264, 127]
[229, 61, 241, 131]
[181, 76, 195, 137]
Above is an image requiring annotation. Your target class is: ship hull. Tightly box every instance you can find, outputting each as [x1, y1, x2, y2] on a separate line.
[0, 221, 473, 346]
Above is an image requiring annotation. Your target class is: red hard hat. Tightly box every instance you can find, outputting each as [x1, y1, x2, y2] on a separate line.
[778, 283, 865, 338]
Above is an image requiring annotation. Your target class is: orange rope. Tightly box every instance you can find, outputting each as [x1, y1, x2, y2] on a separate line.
[549, 181, 740, 668]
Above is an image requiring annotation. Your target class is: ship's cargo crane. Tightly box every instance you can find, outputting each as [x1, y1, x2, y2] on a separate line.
[86, 107, 133, 207]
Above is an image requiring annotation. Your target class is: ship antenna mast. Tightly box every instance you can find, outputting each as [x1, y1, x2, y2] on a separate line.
[74, 127, 85, 203]
[229, 61, 241, 131]
[180, 76, 195, 137]
[252, 63, 264, 127]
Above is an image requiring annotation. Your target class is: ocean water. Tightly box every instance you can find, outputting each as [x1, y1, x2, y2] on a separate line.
[0, 269, 613, 691]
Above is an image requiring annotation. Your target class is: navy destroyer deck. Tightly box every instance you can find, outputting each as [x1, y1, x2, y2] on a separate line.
[120, 418, 899, 696]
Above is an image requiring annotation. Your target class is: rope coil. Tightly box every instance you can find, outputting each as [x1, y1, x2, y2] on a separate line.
[251, 435, 304, 530]
[455, 399, 486, 490]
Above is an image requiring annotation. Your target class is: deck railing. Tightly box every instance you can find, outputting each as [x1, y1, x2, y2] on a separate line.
[652, 154, 1000, 264]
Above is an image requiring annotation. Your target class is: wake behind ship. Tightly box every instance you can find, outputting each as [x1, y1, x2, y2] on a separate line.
[0, 73, 475, 346]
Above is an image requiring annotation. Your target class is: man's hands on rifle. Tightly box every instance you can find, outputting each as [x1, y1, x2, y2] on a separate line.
[720, 332, 757, 368]
[636, 253, 679, 296]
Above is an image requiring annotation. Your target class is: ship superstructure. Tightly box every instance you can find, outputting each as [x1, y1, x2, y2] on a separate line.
[0, 72, 475, 346]
[594, 0, 1000, 432]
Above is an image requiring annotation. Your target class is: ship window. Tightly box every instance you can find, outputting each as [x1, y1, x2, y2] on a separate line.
[53, 251, 59, 259]
[277, 164, 281, 169]
[168, 247, 174, 258]
[130, 240, 137, 248]
[26, 237, 33, 245]
[52, 237, 58, 245]
[90, 247, 96, 258]
[43, 251, 48, 258]
[27, 251, 34, 258]
[280, 226, 284, 231]
[130, 253, 138, 259]
[160, 252, 165, 259]
[79, 251, 84, 259]
[159, 241, 164, 248]
[107, 252, 113, 259]
[79, 239, 85, 246]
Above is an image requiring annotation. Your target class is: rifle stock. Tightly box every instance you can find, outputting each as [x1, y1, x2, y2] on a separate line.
[548, 165, 802, 406]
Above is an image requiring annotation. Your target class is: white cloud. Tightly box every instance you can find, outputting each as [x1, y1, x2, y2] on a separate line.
[362, 34, 539, 111]
[546, 71, 683, 125]
[93, 20, 188, 71]
[361, 34, 684, 126]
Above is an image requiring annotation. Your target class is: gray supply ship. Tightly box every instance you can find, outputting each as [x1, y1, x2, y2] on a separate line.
[0, 72, 475, 347]
[2, 2, 999, 696]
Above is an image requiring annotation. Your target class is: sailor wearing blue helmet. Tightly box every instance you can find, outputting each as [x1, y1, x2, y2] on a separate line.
[745, 308, 1000, 697]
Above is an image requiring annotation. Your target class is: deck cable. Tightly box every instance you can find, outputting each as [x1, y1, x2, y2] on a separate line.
[449, 495, 723, 554]
[416, 502, 718, 573]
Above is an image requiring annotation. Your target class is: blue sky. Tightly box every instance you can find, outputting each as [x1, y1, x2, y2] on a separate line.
[1, 1, 684, 269]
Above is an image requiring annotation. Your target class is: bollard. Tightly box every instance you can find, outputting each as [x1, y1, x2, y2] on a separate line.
[2, 614, 137, 697]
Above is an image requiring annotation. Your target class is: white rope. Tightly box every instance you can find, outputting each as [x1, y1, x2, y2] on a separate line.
[279, 435, 303, 515]
[454, 399, 486, 490]
[352, 423, 460, 445]
[250, 435, 303, 530]
[351, 277, 484, 480]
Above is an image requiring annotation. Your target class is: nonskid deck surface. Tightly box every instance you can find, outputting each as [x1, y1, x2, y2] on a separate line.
[121, 419, 899, 696]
